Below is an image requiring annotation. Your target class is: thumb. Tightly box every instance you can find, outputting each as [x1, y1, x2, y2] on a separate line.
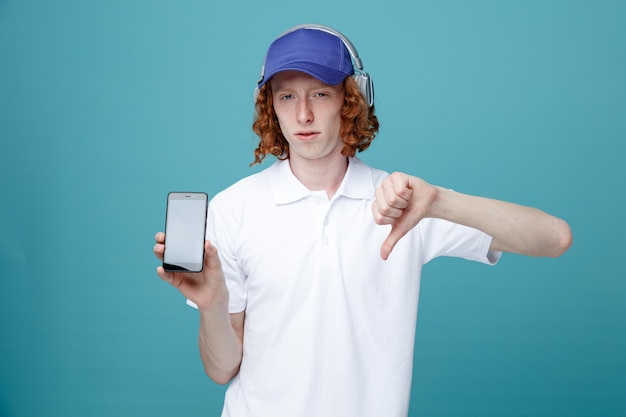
[380, 224, 410, 261]
[204, 240, 223, 270]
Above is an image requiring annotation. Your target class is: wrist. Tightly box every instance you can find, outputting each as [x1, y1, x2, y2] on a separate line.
[194, 285, 230, 313]
[425, 185, 447, 219]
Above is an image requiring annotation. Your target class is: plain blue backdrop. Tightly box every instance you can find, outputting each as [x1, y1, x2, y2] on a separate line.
[1, 1, 624, 416]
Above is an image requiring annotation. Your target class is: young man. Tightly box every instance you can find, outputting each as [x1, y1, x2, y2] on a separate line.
[154, 25, 572, 417]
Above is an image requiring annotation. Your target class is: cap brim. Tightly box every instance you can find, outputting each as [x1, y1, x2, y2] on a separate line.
[259, 61, 350, 88]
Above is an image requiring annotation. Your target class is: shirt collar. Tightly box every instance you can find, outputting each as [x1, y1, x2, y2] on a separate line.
[268, 157, 376, 205]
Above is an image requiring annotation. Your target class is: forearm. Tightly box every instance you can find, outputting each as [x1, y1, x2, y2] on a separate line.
[197, 298, 244, 385]
[430, 187, 572, 257]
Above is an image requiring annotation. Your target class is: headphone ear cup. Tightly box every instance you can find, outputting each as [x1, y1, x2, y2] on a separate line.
[353, 73, 374, 107]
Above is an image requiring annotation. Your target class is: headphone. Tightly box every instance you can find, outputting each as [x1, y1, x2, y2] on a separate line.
[255, 24, 374, 107]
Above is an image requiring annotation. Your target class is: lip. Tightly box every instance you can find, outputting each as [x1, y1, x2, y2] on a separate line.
[294, 131, 320, 141]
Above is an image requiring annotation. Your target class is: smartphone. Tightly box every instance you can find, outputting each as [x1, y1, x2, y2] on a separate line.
[163, 192, 208, 273]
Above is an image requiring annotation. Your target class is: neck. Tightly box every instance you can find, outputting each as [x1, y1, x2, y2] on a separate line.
[289, 154, 349, 200]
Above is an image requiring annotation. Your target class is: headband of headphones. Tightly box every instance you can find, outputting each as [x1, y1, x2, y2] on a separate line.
[255, 24, 374, 107]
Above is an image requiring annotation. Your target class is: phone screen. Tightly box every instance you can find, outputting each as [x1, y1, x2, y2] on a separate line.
[163, 192, 208, 272]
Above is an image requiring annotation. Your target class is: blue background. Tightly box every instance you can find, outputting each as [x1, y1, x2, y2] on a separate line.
[1, 1, 624, 416]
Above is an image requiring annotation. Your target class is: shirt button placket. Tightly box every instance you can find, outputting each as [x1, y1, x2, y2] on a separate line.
[323, 216, 331, 246]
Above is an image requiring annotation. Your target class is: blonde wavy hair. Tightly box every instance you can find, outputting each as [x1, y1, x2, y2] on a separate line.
[251, 76, 380, 166]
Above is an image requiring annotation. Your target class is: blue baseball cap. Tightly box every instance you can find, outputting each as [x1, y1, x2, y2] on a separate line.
[258, 27, 354, 88]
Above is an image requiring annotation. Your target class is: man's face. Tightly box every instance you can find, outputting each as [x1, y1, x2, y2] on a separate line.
[270, 71, 345, 165]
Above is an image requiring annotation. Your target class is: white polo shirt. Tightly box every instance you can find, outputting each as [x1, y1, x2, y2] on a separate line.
[205, 157, 499, 417]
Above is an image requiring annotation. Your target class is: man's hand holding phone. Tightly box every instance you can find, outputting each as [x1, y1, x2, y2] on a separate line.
[155, 192, 229, 310]
[154, 232, 229, 311]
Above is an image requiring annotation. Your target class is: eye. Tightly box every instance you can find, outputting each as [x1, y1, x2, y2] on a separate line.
[280, 93, 294, 101]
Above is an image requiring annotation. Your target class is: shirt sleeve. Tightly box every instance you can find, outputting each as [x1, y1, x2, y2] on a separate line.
[418, 217, 501, 266]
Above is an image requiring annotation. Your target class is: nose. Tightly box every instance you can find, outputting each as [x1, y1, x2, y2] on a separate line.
[296, 98, 313, 125]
